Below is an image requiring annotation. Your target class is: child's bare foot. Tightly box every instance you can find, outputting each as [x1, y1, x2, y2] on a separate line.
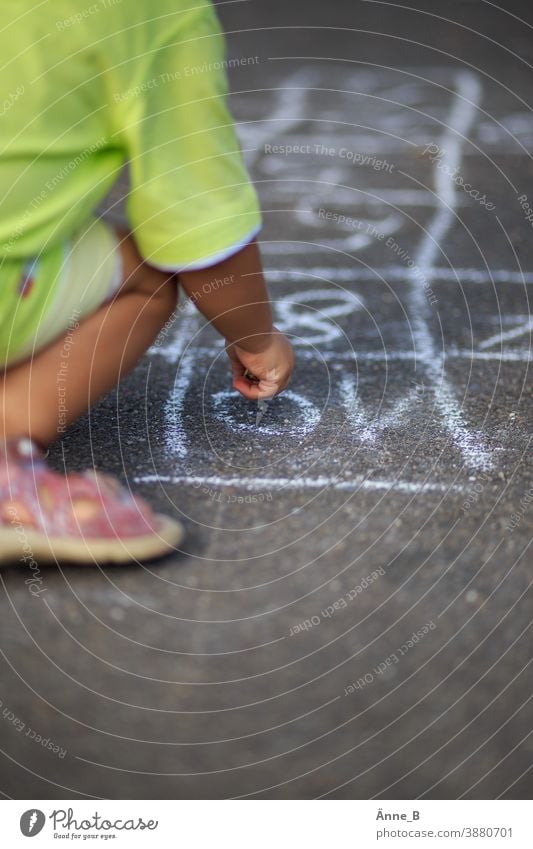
[0, 438, 182, 564]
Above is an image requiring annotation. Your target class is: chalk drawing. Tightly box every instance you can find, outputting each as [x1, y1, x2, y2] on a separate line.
[262, 71, 496, 470]
[141, 66, 522, 497]
[265, 267, 533, 285]
[274, 288, 365, 346]
[166, 342, 533, 368]
[148, 297, 198, 364]
[449, 349, 532, 362]
[477, 111, 533, 148]
[150, 298, 200, 460]
[478, 318, 533, 349]
[237, 68, 318, 168]
[156, 70, 317, 467]
[294, 200, 404, 253]
[402, 71, 493, 471]
[336, 348, 532, 363]
[267, 122, 533, 153]
[262, 181, 456, 208]
[136, 473, 466, 496]
[169, 344, 532, 364]
[268, 132, 423, 153]
[340, 374, 421, 447]
[211, 389, 321, 438]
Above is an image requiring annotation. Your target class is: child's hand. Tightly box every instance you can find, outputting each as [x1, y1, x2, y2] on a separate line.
[226, 327, 294, 400]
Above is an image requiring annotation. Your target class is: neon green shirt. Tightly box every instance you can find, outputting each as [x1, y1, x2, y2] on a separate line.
[0, 0, 261, 269]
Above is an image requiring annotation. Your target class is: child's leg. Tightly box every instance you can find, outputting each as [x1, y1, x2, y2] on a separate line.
[1, 233, 177, 447]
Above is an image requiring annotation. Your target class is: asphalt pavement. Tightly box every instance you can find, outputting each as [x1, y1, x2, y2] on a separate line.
[1, 0, 532, 799]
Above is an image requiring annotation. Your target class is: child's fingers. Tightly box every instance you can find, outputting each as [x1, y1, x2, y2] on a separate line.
[230, 360, 244, 380]
[233, 375, 281, 400]
[228, 359, 259, 387]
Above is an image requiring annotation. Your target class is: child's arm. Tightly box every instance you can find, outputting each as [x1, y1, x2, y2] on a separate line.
[178, 240, 294, 400]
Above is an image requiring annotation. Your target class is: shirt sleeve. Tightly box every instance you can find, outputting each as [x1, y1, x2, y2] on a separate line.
[123, 2, 261, 270]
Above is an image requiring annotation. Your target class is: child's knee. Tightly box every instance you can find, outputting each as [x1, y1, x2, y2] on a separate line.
[145, 272, 178, 318]
[117, 233, 177, 310]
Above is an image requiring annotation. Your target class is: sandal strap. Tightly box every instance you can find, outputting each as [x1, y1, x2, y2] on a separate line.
[0, 437, 45, 467]
[0, 444, 161, 540]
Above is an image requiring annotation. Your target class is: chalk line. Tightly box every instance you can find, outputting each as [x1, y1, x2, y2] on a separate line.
[263, 133, 424, 154]
[275, 287, 365, 346]
[332, 348, 533, 363]
[266, 131, 530, 154]
[135, 474, 465, 496]
[404, 71, 493, 471]
[211, 389, 322, 438]
[291, 207, 404, 253]
[158, 71, 317, 463]
[155, 299, 200, 460]
[478, 318, 533, 350]
[260, 171, 449, 207]
[147, 69, 506, 495]
[263, 266, 533, 285]
[148, 298, 199, 363]
[450, 349, 532, 362]
[340, 374, 421, 447]
[150, 343, 533, 366]
[238, 68, 319, 168]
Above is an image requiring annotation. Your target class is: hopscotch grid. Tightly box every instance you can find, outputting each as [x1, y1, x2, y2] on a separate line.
[478, 319, 533, 350]
[262, 266, 533, 285]
[150, 344, 533, 363]
[147, 67, 526, 496]
[239, 111, 420, 152]
[136, 474, 465, 496]
[258, 131, 533, 156]
[267, 53, 532, 168]
[490, 211, 533, 414]
[256, 180, 436, 257]
[397, 71, 494, 470]
[237, 69, 321, 169]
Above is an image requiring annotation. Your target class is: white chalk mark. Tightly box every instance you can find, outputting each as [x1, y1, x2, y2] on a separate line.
[492, 314, 533, 328]
[148, 298, 198, 364]
[293, 202, 404, 253]
[404, 71, 493, 471]
[275, 288, 365, 346]
[478, 318, 533, 349]
[211, 389, 321, 438]
[333, 347, 532, 363]
[261, 220, 406, 254]
[269, 133, 420, 154]
[158, 299, 200, 460]
[136, 474, 465, 496]
[260, 177, 463, 208]
[146, 68, 515, 497]
[478, 111, 533, 148]
[451, 348, 532, 362]
[340, 374, 420, 446]
[237, 69, 318, 168]
[164, 353, 196, 460]
[263, 266, 533, 285]
[267, 130, 531, 154]
[153, 343, 532, 364]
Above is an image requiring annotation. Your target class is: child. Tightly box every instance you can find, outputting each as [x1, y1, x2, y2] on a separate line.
[0, 0, 294, 563]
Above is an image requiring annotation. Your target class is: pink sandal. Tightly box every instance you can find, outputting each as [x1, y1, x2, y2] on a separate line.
[0, 438, 183, 564]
